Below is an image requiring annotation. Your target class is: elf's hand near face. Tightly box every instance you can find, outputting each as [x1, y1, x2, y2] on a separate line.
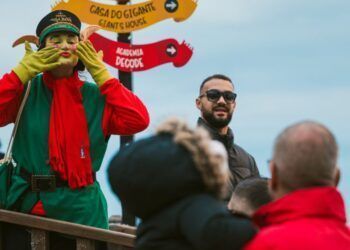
[13, 41, 62, 84]
[76, 40, 113, 86]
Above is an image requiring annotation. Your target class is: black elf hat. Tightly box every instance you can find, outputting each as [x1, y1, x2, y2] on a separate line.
[12, 10, 100, 49]
[36, 10, 81, 44]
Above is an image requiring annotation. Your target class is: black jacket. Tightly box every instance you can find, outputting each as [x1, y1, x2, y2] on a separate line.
[136, 194, 256, 250]
[108, 133, 256, 250]
[198, 118, 259, 196]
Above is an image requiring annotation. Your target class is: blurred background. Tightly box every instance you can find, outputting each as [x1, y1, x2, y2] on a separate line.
[0, 0, 349, 217]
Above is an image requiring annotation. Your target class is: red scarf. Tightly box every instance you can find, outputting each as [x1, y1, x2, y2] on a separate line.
[43, 72, 93, 189]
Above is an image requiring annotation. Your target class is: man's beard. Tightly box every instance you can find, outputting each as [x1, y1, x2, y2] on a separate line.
[202, 106, 233, 129]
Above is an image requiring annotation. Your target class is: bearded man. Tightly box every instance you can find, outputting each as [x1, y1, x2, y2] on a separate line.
[196, 74, 259, 199]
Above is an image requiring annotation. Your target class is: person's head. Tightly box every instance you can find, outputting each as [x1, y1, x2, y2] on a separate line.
[228, 177, 272, 218]
[269, 121, 340, 200]
[108, 118, 231, 219]
[196, 74, 237, 130]
[36, 10, 84, 73]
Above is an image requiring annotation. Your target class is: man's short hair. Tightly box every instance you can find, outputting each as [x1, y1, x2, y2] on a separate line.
[199, 74, 233, 93]
[228, 177, 271, 217]
[273, 121, 338, 191]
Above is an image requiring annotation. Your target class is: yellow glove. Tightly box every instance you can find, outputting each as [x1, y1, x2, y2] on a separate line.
[76, 40, 113, 86]
[13, 42, 61, 84]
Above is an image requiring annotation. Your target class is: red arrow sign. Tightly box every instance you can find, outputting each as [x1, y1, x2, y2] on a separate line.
[89, 33, 193, 72]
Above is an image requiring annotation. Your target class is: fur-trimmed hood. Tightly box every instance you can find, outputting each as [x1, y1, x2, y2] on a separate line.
[108, 118, 231, 219]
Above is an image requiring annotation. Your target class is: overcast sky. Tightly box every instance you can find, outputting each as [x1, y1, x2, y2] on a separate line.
[1, 0, 349, 217]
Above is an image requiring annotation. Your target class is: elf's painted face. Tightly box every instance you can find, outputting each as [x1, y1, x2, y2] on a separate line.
[45, 32, 79, 67]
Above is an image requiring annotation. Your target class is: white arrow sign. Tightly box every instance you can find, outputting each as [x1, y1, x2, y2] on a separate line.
[166, 46, 177, 55]
[166, 1, 178, 11]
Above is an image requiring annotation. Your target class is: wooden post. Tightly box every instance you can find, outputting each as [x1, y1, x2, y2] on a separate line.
[31, 229, 49, 250]
[76, 238, 96, 250]
[116, 0, 136, 227]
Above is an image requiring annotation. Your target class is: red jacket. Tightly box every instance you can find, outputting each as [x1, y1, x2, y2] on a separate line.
[245, 187, 350, 250]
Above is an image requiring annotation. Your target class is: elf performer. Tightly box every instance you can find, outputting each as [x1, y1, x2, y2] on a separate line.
[0, 10, 149, 229]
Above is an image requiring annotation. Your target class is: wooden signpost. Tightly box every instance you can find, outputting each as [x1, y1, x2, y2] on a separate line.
[116, 0, 135, 226]
[51, 0, 198, 225]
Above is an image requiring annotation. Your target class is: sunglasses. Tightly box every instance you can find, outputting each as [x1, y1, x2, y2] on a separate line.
[199, 89, 237, 103]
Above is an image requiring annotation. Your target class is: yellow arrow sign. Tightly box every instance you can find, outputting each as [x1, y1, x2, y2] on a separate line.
[51, 0, 198, 33]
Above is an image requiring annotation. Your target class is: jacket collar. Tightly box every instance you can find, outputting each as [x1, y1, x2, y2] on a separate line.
[197, 117, 234, 148]
[253, 187, 347, 228]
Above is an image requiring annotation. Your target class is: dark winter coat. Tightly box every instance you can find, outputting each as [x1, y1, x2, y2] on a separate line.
[108, 133, 256, 250]
[198, 118, 259, 197]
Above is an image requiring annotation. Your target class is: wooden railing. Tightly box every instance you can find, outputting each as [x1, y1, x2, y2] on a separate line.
[0, 209, 135, 250]
[109, 224, 136, 236]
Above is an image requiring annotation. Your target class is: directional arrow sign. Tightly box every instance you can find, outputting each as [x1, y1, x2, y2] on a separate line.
[51, 0, 198, 33]
[89, 32, 193, 72]
[165, 0, 179, 13]
[166, 44, 177, 57]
